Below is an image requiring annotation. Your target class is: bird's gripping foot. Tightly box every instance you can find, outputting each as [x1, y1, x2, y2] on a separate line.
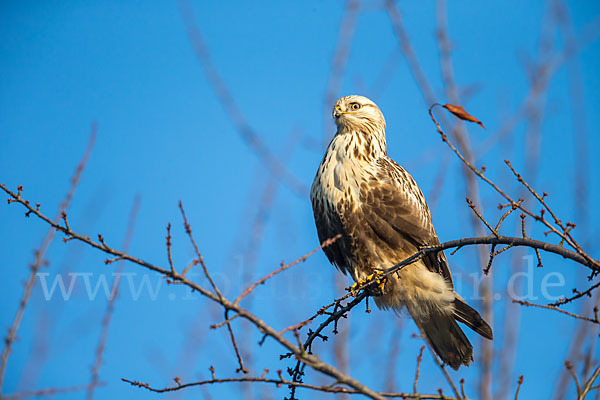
[348, 270, 387, 297]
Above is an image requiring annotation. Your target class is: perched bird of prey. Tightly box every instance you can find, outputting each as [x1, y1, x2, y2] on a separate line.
[310, 95, 493, 369]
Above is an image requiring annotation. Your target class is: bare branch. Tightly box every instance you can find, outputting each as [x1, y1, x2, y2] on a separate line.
[413, 345, 425, 394]
[178, 200, 247, 373]
[234, 234, 341, 305]
[122, 375, 459, 399]
[513, 300, 599, 325]
[428, 105, 599, 270]
[0, 185, 389, 399]
[514, 375, 524, 400]
[3, 184, 598, 275]
[466, 197, 499, 238]
[165, 223, 175, 275]
[0, 123, 96, 395]
[3, 180, 599, 399]
[550, 281, 600, 307]
[566, 361, 583, 397]
[579, 365, 600, 400]
[3, 383, 105, 400]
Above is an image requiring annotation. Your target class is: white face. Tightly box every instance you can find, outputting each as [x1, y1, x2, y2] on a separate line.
[332, 95, 386, 131]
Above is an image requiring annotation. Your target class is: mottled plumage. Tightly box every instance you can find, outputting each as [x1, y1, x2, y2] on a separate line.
[311, 95, 492, 369]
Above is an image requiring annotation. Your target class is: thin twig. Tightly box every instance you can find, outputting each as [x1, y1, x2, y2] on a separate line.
[413, 345, 425, 394]
[549, 281, 600, 307]
[166, 223, 175, 275]
[428, 349, 461, 399]
[234, 234, 341, 305]
[178, 200, 247, 373]
[0, 191, 385, 398]
[0, 123, 96, 395]
[579, 365, 600, 400]
[521, 214, 543, 268]
[466, 197, 499, 238]
[505, 160, 574, 240]
[3, 382, 105, 400]
[5, 185, 600, 400]
[280, 292, 354, 335]
[0, 189, 392, 397]
[513, 300, 599, 325]
[210, 314, 241, 330]
[3, 188, 597, 277]
[514, 375, 524, 400]
[566, 361, 582, 397]
[178, 201, 221, 299]
[87, 195, 141, 400]
[495, 201, 522, 231]
[428, 105, 599, 270]
[121, 376, 459, 399]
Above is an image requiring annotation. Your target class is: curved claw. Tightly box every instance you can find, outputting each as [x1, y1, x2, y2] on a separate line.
[347, 271, 388, 297]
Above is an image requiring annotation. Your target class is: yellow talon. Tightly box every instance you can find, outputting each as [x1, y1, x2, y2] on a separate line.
[377, 279, 386, 294]
[347, 270, 388, 296]
[348, 281, 361, 297]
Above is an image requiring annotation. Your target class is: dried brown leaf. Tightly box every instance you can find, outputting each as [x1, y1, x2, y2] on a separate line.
[443, 104, 485, 129]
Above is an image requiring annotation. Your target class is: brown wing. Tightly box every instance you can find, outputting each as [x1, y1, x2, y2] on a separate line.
[359, 158, 454, 286]
[311, 195, 353, 275]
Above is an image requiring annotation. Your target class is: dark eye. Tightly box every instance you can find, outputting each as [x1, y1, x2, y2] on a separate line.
[350, 103, 361, 111]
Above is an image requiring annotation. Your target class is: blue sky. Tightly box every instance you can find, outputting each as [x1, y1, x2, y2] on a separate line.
[1, 1, 599, 399]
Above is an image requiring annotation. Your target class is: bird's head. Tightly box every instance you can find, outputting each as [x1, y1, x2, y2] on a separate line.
[332, 95, 386, 134]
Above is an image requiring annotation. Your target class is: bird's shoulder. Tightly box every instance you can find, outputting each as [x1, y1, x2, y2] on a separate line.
[363, 156, 453, 284]
[360, 157, 433, 226]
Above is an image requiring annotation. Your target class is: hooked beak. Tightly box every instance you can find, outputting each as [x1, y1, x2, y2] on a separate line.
[333, 105, 343, 118]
